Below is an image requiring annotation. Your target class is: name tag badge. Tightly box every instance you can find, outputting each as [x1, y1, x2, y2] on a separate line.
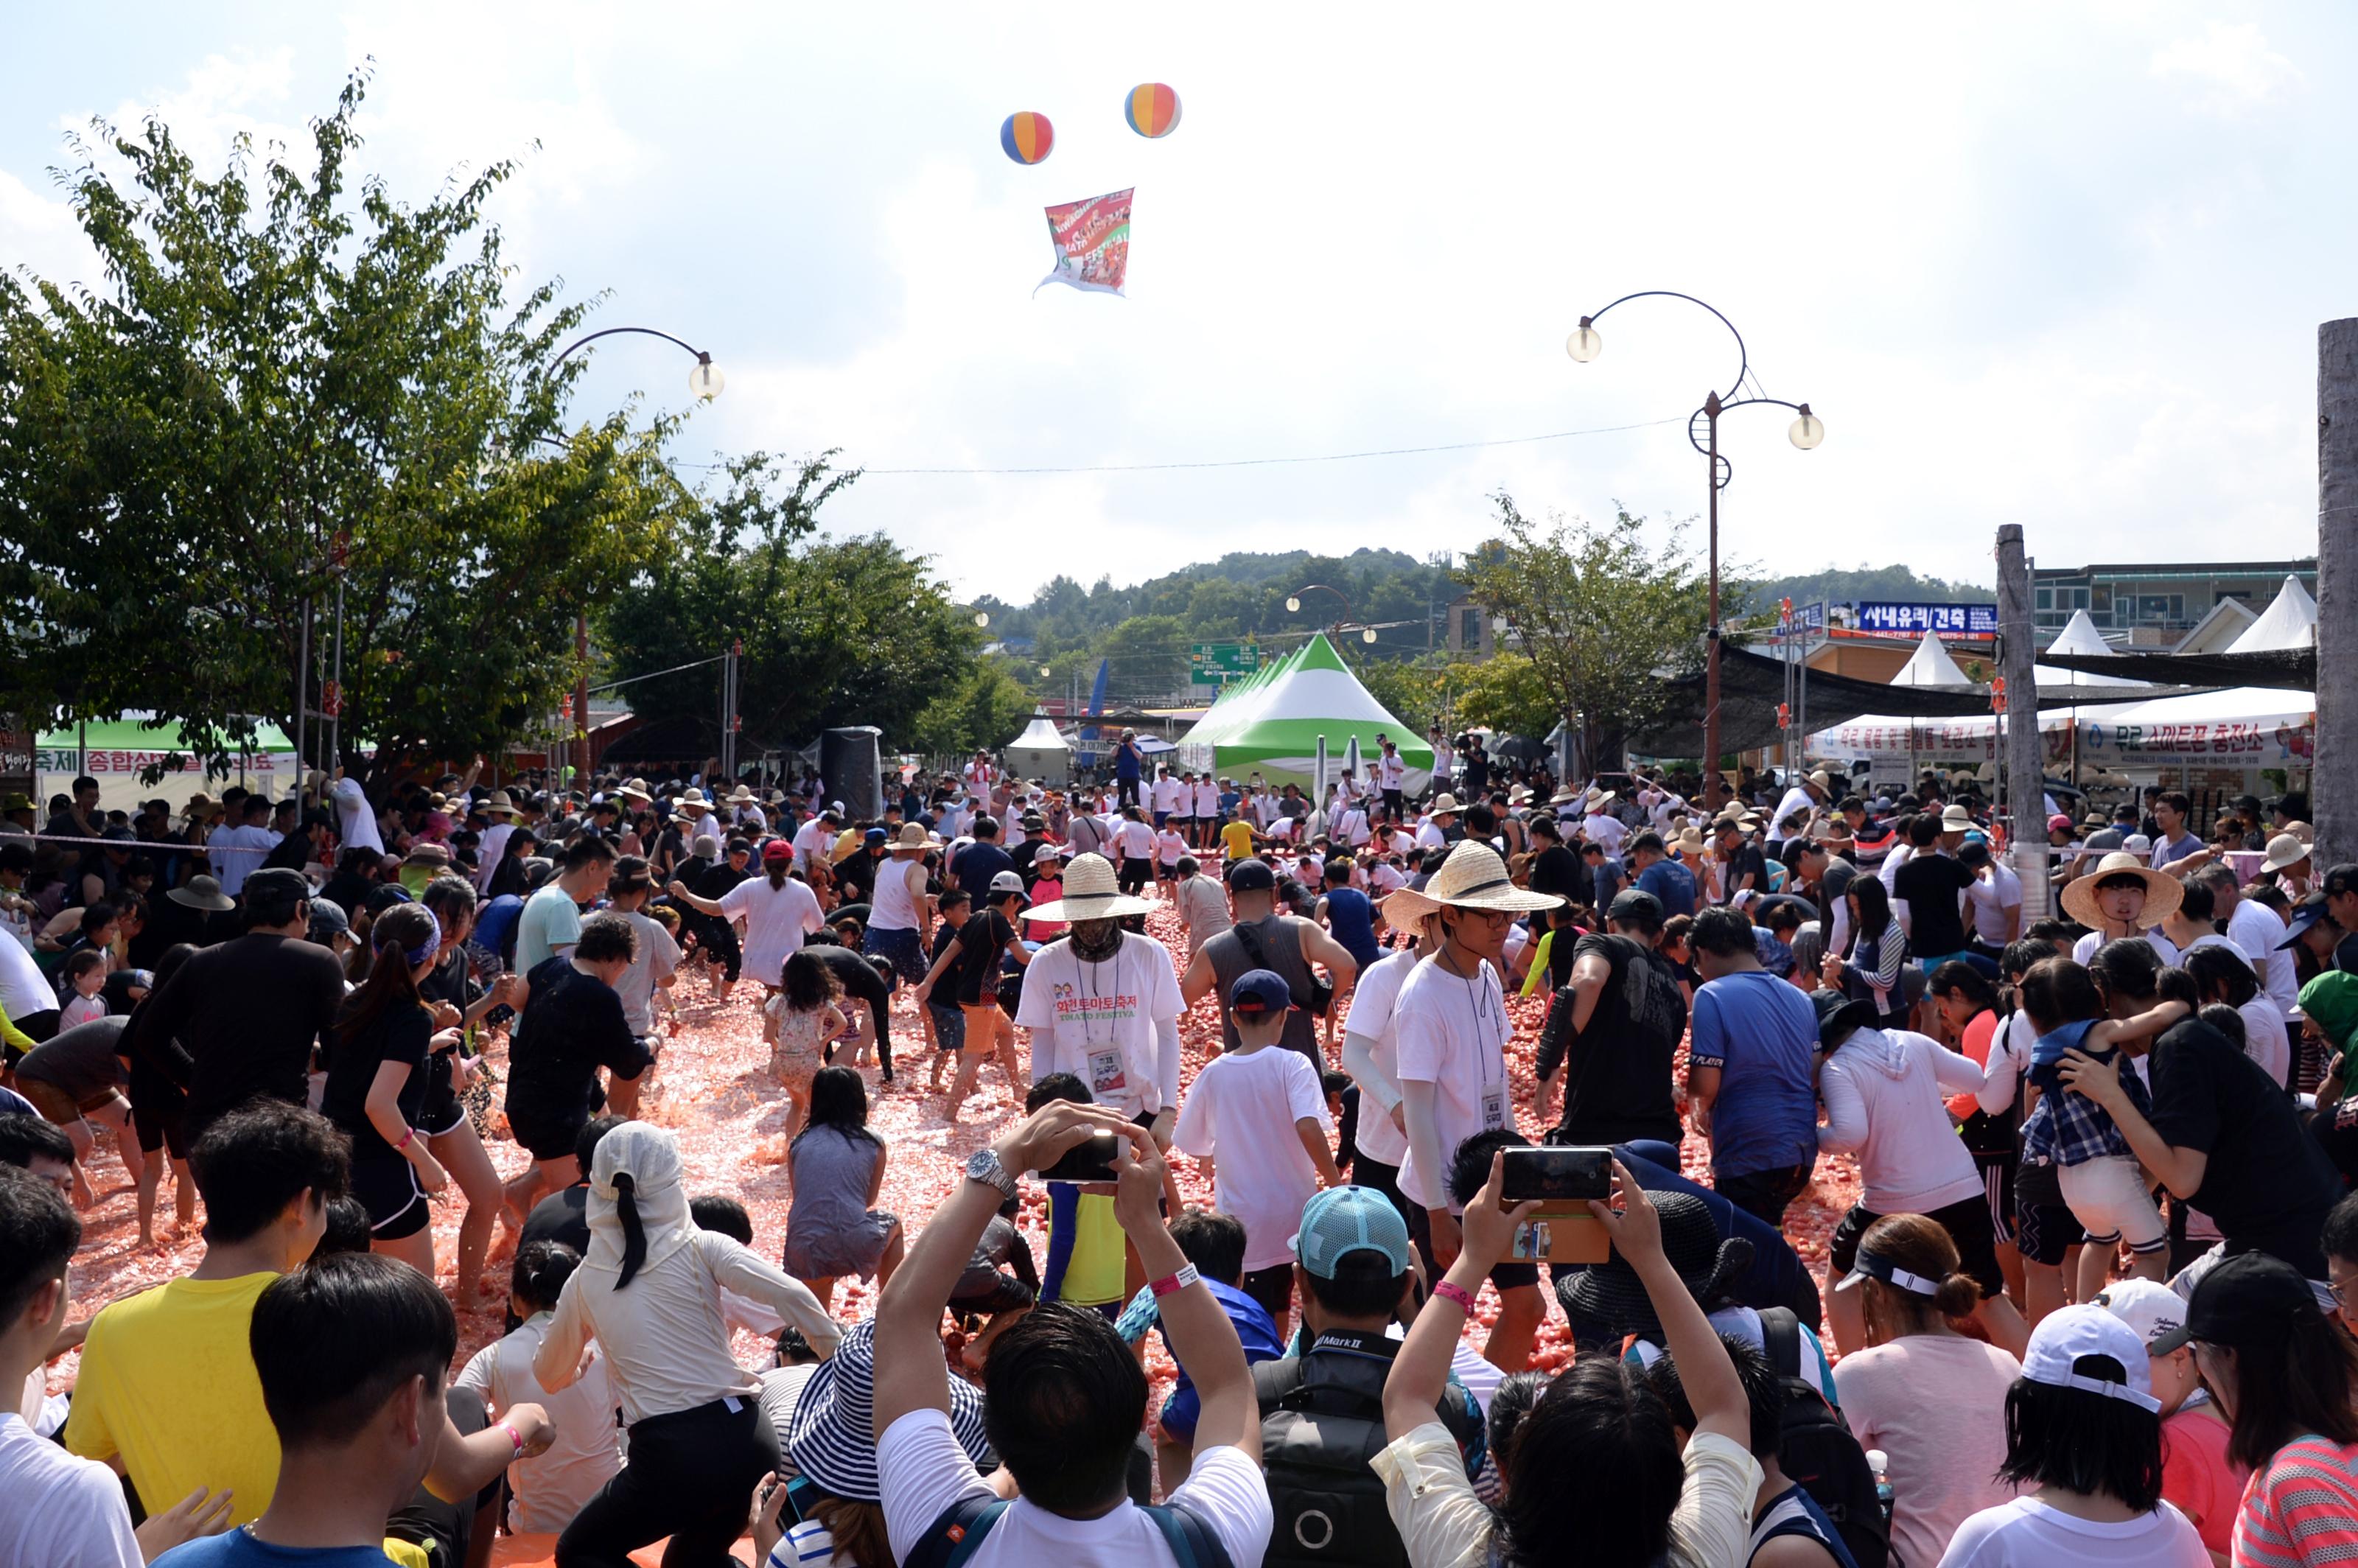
[1481, 1082, 1506, 1131]
[1090, 1048, 1128, 1096]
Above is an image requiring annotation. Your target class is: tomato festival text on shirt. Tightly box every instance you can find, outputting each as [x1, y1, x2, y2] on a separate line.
[1049, 980, 1141, 1021]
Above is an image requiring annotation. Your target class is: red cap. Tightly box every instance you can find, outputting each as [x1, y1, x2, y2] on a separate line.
[760, 840, 794, 864]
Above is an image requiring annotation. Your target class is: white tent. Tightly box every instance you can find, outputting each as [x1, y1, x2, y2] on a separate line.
[2226, 574, 2317, 654]
[2035, 609, 2153, 690]
[1889, 631, 1976, 687]
[2079, 575, 2317, 764]
[1002, 713, 1074, 783]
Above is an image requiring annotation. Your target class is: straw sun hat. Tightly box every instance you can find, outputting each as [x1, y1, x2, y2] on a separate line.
[2060, 851, 2186, 930]
[1381, 839, 1564, 925]
[1024, 851, 1154, 923]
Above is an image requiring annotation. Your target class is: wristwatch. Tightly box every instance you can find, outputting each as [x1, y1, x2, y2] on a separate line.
[965, 1148, 1019, 1200]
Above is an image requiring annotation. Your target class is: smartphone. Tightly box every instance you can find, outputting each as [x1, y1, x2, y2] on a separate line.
[1039, 1130, 1122, 1183]
[1500, 1146, 1613, 1205]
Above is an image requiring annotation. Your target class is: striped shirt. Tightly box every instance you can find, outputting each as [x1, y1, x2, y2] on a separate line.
[2233, 1435, 2358, 1567]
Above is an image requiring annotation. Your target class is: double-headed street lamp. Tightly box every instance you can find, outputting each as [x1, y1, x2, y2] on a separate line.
[546, 326, 724, 783]
[1286, 582, 1379, 644]
[1567, 292, 1821, 808]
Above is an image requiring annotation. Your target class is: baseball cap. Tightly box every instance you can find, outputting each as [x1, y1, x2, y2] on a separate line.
[2325, 864, 2358, 900]
[306, 897, 351, 943]
[761, 840, 794, 864]
[2049, 813, 2074, 833]
[2281, 892, 2331, 949]
[2186, 1250, 2323, 1348]
[2020, 1303, 2161, 1413]
[1226, 858, 1276, 893]
[987, 869, 1029, 903]
[1606, 888, 1665, 925]
[1228, 967, 1297, 1015]
[863, 827, 889, 846]
[2092, 1278, 2192, 1355]
[1289, 1186, 1413, 1279]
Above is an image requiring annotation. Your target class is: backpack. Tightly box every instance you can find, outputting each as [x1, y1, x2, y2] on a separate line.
[900, 1492, 1233, 1568]
[1252, 1353, 1413, 1568]
[1760, 1307, 1890, 1568]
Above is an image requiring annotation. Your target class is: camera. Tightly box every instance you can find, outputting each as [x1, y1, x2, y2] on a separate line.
[1040, 1130, 1122, 1183]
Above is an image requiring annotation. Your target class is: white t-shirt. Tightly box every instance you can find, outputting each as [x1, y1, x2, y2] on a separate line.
[1172, 1046, 1332, 1271]
[1152, 777, 1184, 814]
[1120, 819, 1155, 860]
[791, 818, 833, 871]
[1336, 808, 1371, 847]
[878, 1410, 1273, 1568]
[1967, 861, 2023, 942]
[1343, 948, 1422, 1167]
[454, 1315, 626, 1535]
[0, 1413, 141, 1567]
[1156, 830, 1189, 867]
[1936, 1495, 2207, 1567]
[1193, 781, 1220, 816]
[613, 910, 682, 1035]
[1582, 812, 1628, 855]
[2071, 928, 2180, 970]
[1414, 820, 1446, 850]
[1767, 785, 1816, 840]
[1015, 936, 1185, 1119]
[331, 777, 384, 855]
[1393, 956, 1511, 1213]
[0, 930, 52, 1024]
[205, 823, 279, 897]
[719, 875, 825, 987]
[477, 821, 517, 889]
[1377, 752, 1405, 790]
[2228, 897, 2300, 1019]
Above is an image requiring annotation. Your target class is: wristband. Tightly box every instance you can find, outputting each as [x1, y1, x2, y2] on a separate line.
[1150, 1264, 1202, 1298]
[1432, 1280, 1477, 1313]
[501, 1420, 525, 1458]
[396, 1127, 416, 1150]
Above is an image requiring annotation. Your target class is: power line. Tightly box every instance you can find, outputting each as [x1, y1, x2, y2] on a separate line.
[849, 416, 1684, 476]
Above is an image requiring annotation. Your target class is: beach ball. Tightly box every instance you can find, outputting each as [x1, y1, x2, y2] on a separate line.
[1000, 111, 1054, 164]
[1124, 83, 1182, 138]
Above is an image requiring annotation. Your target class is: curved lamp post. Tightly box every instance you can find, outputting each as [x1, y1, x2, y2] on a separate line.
[544, 326, 725, 784]
[1567, 290, 1821, 806]
[1286, 582, 1380, 644]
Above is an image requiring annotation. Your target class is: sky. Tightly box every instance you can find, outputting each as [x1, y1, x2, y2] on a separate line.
[2, 3, 2350, 605]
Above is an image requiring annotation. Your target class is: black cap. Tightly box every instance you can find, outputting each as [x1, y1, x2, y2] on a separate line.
[2324, 864, 2358, 900]
[1225, 858, 1276, 893]
[1606, 888, 1664, 925]
[2185, 1250, 2322, 1348]
[1809, 988, 1876, 1049]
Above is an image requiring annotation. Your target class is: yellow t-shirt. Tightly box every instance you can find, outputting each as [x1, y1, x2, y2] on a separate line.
[64, 1273, 281, 1525]
[1220, 820, 1256, 861]
[1060, 1191, 1129, 1307]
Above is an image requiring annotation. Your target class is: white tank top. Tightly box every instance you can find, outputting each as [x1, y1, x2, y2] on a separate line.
[869, 855, 923, 932]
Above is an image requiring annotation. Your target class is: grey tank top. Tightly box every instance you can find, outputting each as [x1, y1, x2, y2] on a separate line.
[1206, 915, 1320, 1060]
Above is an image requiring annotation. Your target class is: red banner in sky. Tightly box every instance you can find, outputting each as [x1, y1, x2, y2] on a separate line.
[1037, 188, 1133, 297]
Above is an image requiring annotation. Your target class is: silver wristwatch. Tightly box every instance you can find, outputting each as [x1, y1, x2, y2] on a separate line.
[965, 1148, 1019, 1200]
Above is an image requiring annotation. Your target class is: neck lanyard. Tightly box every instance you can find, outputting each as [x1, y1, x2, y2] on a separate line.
[1447, 955, 1502, 1087]
[1080, 942, 1123, 1048]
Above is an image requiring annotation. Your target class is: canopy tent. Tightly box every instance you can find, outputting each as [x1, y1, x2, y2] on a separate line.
[1640, 643, 1995, 757]
[1001, 713, 1074, 782]
[2034, 609, 2155, 690]
[38, 718, 298, 816]
[1175, 633, 1434, 789]
[2079, 574, 2318, 765]
[1890, 631, 1977, 687]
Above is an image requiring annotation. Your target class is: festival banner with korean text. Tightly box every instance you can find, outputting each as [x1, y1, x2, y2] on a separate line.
[1038, 188, 1133, 296]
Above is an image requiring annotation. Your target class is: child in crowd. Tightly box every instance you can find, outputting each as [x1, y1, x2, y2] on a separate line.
[1155, 821, 1189, 896]
[1024, 1074, 1128, 1317]
[780, 1067, 904, 1312]
[1170, 967, 1340, 1339]
[57, 949, 109, 1031]
[454, 1240, 623, 1536]
[922, 888, 970, 1091]
[766, 949, 844, 1144]
[2094, 1277, 2247, 1561]
[1024, 846, 1067, 943]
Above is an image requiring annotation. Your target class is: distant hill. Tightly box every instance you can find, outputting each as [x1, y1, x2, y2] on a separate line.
[1743, 564, 1995, 612]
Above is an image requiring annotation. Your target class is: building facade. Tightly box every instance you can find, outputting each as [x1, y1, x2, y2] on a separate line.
[2032, 559, 2317, 643]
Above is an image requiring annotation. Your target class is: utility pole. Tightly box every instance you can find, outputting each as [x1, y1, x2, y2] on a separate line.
[2317, 318, 2358, 875]
[573, 612, 592, 788]
[1996, 523, 2049, 920]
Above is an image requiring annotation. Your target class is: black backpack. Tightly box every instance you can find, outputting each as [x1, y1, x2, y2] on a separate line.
[1253, 1352, 1414, 1568]
[1760, 1307, 1891, 1568]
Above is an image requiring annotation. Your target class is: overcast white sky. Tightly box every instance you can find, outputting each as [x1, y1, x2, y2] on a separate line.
[2, 4, 2346, 602]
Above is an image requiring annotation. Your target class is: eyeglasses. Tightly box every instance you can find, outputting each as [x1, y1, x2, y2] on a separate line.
[2329, 1279, 2358, 1312]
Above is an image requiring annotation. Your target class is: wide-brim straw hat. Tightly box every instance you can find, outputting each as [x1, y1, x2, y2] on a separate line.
[2061, 851, 2186, 929]
[1675, 827, 1708, 857]
[727, 785, 758, 804]
[1024, 851, 1154, 923]
[615, 777, 653, 805]
[1429, 794, 1463, 815]
[481, 791, 519, 816]
[894, 822, 929, 850]
[674, 789, 711, 814]
[1549, 787, 1584, 806]
[2262, 833, 2311, 874]
[167, 874, 234, 912]
[1380, 841, 1561, 928]
[1939, 805, 1975, 830]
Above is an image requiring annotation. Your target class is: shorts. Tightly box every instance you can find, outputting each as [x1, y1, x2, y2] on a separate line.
[1406, 1201, 1541, 1295]
[351, 1155, 430, 1240]
[928, 1003, 965, 1054]
[1241, 1262, 1295, 1322]
[959, 1002, 1002, 1057]
[505, 1102, 587, 1164]
[133, 1099, 188, 1159]
[863, 925, 928, 986]
[1972, 1152, 2017, 1245]
[1830, 1191, 2007, 1301]
[2058, 1155, 2166, 1253]
[416, 1084, 469, 1139]
[19, 1076, 119, 1124]
[2014, 1160, 2085, 1265]
[1354, 1155, 1410, 1224]
[1152, 811, 1169, 827]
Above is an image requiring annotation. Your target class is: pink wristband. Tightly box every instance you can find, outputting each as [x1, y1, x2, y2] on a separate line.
[1150, 1264, 1202, 1298]
[1432, 1280, 1477, 1313]
[500, 1420, 524, 1458]
[396, 1127, 415, 1150]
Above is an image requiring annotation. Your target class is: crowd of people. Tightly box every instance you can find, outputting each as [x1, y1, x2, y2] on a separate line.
[6, 741, 2358, 1567]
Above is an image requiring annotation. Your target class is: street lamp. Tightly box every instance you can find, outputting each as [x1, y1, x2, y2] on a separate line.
[1566, 290, 1822, 807]
[974, 612, 990, 629]
[545, 325, 726, 785]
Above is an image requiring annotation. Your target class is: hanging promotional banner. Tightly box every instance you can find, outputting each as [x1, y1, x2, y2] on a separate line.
[1037, 188, 1133, 297]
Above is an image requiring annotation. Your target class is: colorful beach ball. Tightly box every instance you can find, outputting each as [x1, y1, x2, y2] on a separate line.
[1124, 83, 1182, 138]
[1000, 111, 1054, 164]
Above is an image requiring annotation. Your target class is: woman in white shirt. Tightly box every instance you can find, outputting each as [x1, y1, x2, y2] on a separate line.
[670, 842, 823, 991]
[536, 1122, 842, 1567]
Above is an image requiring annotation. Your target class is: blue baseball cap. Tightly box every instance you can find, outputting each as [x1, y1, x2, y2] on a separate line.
[1228, 967, 1296, 1015]
[1290, 1186, 1413, 1278]
[2281, 892, 2331, 950]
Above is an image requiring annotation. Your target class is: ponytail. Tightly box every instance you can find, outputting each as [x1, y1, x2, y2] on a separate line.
[336, 903, 438, 1046]
[613, 1172, 647, 1288]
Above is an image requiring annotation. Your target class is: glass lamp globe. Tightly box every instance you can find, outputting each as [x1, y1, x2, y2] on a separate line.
[1040, 665, 1053, 678]
[1566, 323, 1603, 363]
[1285, 595, 1302, 612]
[973, 612, 990, 629]
[688, 358, 726, 400]
[1788, 405, 1825, 450]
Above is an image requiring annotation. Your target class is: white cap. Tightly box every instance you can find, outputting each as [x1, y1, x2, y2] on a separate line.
[2091, 1278, 2193, 1355]
[2020, 1303, 2161, 1413]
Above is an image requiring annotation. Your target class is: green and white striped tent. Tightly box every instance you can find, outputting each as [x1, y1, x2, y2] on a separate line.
[1175, 633, 1435, 790]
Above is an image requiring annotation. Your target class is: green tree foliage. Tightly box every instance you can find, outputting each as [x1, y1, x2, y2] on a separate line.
[599, 451, 982, 752]
[0, 68, 674, 783]
[1450, 654, 1558, 740]
[909, 663, 1038, 758]
[1354, 657, 1441, 736]
[1456, 493, 1712, 770]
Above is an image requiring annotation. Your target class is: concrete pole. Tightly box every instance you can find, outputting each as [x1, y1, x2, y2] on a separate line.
[2317, 320, 2358, 876]
[1996, 524, 2049, 920]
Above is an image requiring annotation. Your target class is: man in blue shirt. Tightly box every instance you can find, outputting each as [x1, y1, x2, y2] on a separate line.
[1114, 730, 1144, 811]
[1685, 907, 1820, 1226]
[1628, 832, 1696, 919]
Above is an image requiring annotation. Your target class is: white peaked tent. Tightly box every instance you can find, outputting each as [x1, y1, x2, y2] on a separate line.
[1002, 713, 1074, 782]
[1889, 630, 1976, 687]
[2035, 609, 2153, 690]
[2094, 575, 2320, 743]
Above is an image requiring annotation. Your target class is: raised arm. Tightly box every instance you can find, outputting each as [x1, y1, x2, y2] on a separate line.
[1116, 1130, 1261, 1464]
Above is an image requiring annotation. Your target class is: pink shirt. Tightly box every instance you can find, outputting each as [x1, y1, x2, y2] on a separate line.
[1834, 1334, 2022, 1568]
[2158, 1401, 2244, 1559]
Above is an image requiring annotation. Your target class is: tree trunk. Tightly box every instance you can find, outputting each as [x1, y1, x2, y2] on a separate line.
[1995, 524, 2049, 921]
[2317, 319, 2358, 875]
